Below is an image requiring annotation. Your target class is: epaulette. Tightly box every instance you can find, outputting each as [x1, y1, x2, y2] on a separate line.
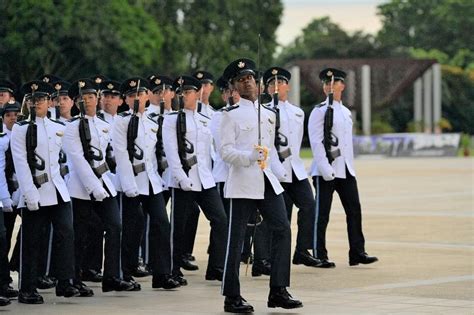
[96, 115, 108, 124]
[168, 112, 179, 115]
[15, 120, 29, 126]
[146, 114, 158, 124]
[68, 116, 80, 123]
[0, 132, 6, 137]
[221, 105, 239, 112]
[50, 119, 65, 126]
[148, 112, 159, 118]
[315, 101, 326, 108]
[197, 112, 210, 120]
[118, 112, 131, 117]
[262, 104, 277, 114]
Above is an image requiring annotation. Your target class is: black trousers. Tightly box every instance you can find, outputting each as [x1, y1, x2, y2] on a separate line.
[282, 172, 316, 251]
[81, 209, 104, 273]
[3, 210, 18, 256]
[171, 187, 227, 273]
[312, 167, 366, 260]
[183, 202, 200, 256]
[19, 200, 75, 291]
[0, 210, 10, 286]
[222, 178, 291, 297]
[121, 191, 172, 277]
[72, 197, 121, 279]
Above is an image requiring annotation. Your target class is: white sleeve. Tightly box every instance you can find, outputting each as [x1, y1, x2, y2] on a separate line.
[112, 116, 138, 193]
[219, 111, 253, 167]
[0, 137, 10, 200]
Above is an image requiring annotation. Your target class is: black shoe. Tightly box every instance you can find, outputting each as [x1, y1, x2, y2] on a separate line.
[81, 269, 103, 282]
[0, 295, 10, 306]
[318, 259, 336, 268]
[292, 250, 324, 267]
[252, 259, 271, 277]
[131, 264, 150, 278]
[205, 268, 224, 281]
[36, 275, 56, 289]
[172, 273, 188, 286]
[55, 281, 81, 298]
[179, 256, 199, 271]
[0, 283, 19, 298]
[267, 287, 303, 309]
[72, 281, 94, 297]
[19, 290, 44, 304]
[102, 277, 135, 292]
[349, 252, 378, 266]
[184, 253, 196, 261]
[123, 276, 142, 291]
[224, 295, 254, 313]
[152, 275, 181, 289]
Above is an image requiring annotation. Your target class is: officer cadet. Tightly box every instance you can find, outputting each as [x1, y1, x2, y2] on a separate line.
[192, 71, 216, 118]
[51, 80, 73, 122]
[11, 80, 79, 304]
[63, 79, 135, 294]
[98, 80, 122, 124]
[146, 75, 174, 116]
[219, 58, 302, 313]
[263, 66, 322, 267]
[0, 106, 19, 306]
[39, 74, 64, 118]
[0, 80, 16, 108]
[113, 77, 180, 290]
[308, 68, 378, 267]
[162, 75, 228, 283]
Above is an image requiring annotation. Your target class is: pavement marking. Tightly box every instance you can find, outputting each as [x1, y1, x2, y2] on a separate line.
[334, 275, 474, 293]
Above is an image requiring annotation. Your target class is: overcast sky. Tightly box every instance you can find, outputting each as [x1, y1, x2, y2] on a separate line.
[277, 0, 388, 46]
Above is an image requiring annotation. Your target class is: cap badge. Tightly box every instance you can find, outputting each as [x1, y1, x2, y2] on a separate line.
[107, 83, 114, 89]
[197, 72, 203, 79]
[79, 81, 86, 88]
[155, 78, 161, 85]
[42, 77, 49, 83]
[130, 80, 137, 87]
[327, 70, 333, 77]
[177, 77, 184, 85]
[55, 83, 62, 91]
[271, 69, 278, 75]
[95, 78, 102, 84]
[31, 83, 38, 91]
[238, 61, 245, 68]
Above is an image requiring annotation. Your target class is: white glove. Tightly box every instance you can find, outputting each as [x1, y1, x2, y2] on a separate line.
[248, 149, 260, 162]
[26, 200, 40, 211]
[1, 198, 13, 212]
[179, 178, 193, 191]
[322, 173, 335, 181]
[92, 187, 110, 201]
[124, 188, 139, 198]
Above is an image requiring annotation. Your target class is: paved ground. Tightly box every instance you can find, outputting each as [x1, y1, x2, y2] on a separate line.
[3, 157, 473, 314]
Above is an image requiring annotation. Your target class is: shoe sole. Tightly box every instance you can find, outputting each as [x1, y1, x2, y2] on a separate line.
[224, 306, 254, 313]
[56, 291, 81, 298]
[267, 301, 303, 309]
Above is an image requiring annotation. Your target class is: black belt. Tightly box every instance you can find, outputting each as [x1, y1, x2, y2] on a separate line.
[278, 148, 292, 161]
[33, 173, 49, 187]
[183, 156, 197, 169]
[329, 148, 341, 160]
[92, 162, 109, 178]
[159, 159, 169, 171]
[133, 163, 146, 176]
[7, 178, 19, 192]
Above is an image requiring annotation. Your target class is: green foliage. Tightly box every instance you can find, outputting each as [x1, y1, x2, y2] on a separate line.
[371, 117, 395, 134]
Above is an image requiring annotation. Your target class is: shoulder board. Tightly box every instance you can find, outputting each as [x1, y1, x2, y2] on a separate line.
[15, 120, 29, 126]
[197, 112, 210, 120]
[148, 112, 159, 118]
[146, 114, 158, 124]
[168, 112, 179, 115]
[315, 101, 326, 108]
[221, 105, 239, 112]
[118, 112, 131, 117]
[68, 116, 80, 123]
[50, 119, 65, 126]
[0, 132, 6, 137]
[262, 104, 277, 114]
[96, 115, 108, 123]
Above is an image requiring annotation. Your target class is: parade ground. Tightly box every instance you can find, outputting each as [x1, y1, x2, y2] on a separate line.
[5, 157, 473, 314]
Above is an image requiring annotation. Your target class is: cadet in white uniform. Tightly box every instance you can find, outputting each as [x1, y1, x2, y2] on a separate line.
[308, 68, 378, 267]
[11, 81, 78, 304]
[263, 67, 324, 268]
[113, 77, 180, 290]
[64, 79, 134, 294]
[162, 75, 228, 283]
[219, 59, 302, 313]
